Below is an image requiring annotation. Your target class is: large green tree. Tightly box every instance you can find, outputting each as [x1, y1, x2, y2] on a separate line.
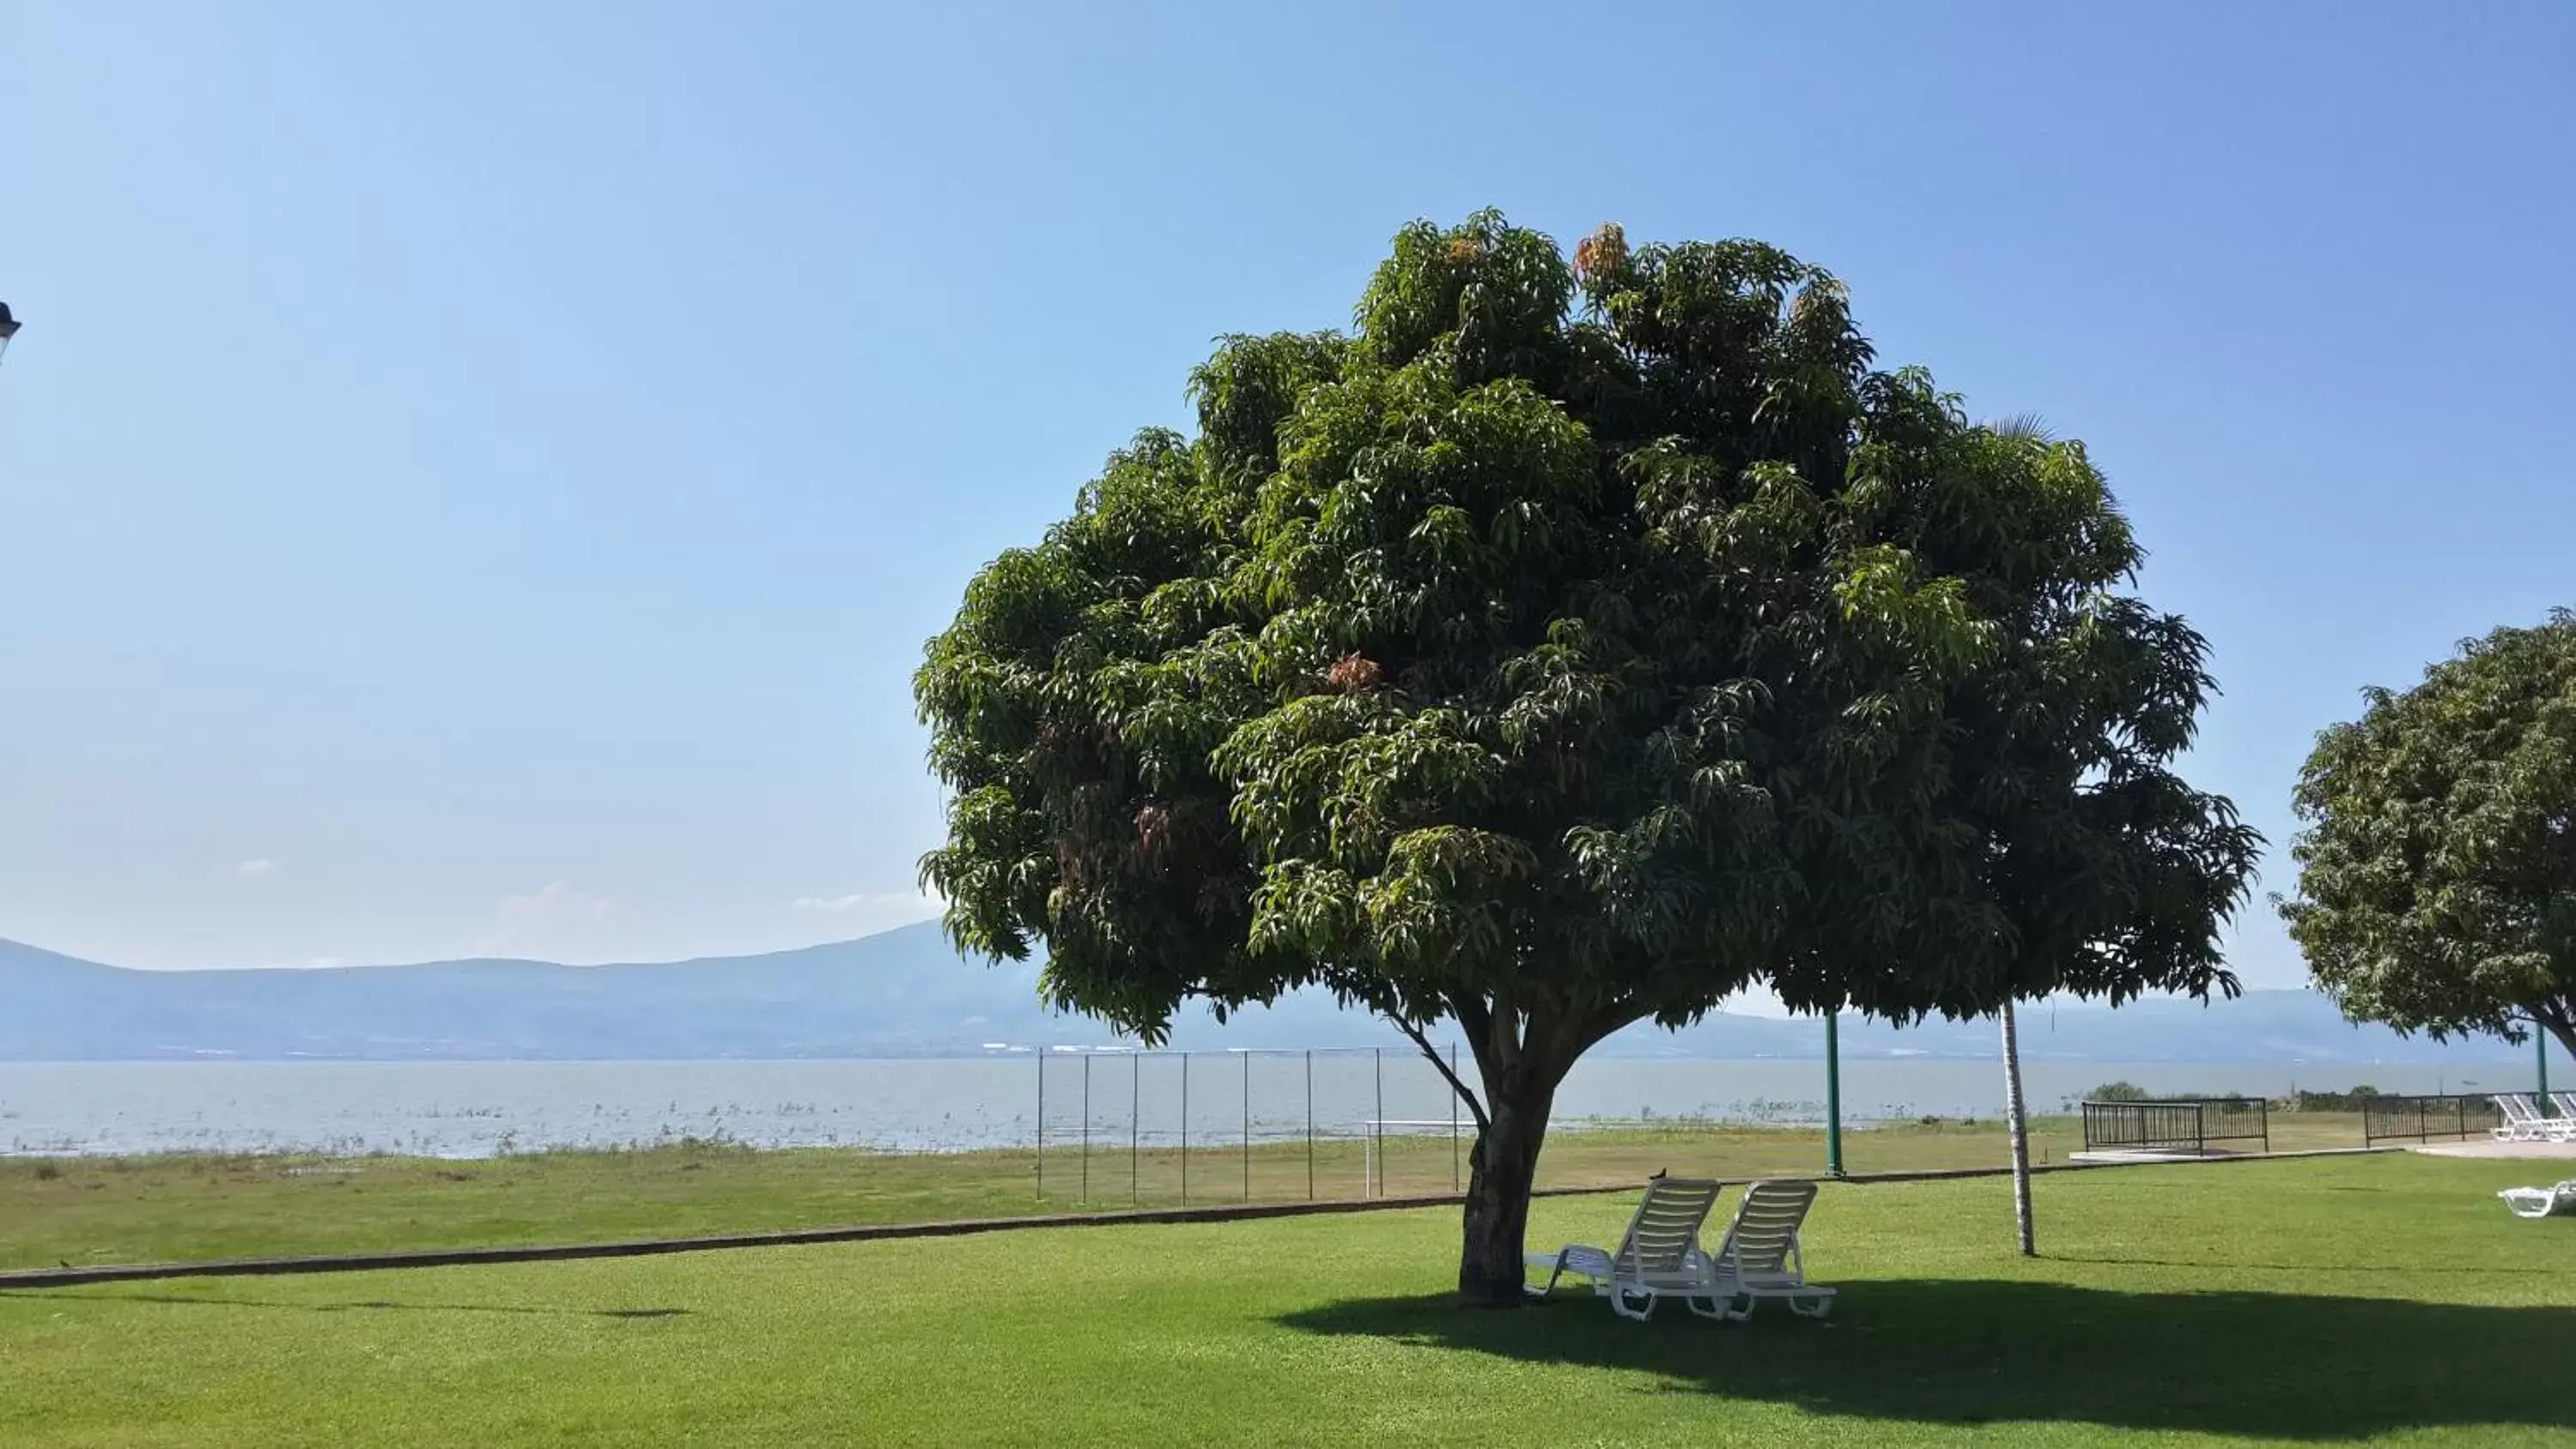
[2281, 612, 2576, 1060]
[916, 213, 2257, 1302]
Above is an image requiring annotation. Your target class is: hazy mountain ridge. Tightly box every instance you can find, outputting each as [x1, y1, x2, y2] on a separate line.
[0, 925, 2525, 1065]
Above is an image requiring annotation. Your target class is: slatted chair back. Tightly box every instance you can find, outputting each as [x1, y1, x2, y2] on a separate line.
[1714, 1180, 1819, 1278]
[1610, 1179, 1722, 1276]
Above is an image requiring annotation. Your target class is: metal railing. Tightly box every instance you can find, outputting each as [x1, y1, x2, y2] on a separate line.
[2360, 1093, 2506, 1145]
[2081, 1097, 2269, 1155]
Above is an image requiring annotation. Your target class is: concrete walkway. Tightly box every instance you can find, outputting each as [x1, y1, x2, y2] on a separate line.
[2410, 1138, 2576, 1161]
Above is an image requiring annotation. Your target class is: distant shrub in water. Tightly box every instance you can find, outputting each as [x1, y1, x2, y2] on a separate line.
[33, 1161, 63, 1181]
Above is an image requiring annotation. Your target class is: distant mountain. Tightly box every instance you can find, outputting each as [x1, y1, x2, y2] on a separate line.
[0, 926, 2527, 1065]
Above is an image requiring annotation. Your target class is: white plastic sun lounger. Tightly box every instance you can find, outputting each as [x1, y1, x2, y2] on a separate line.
[2523, 1095, 2576, 1143]
[1525, 1177, 1727, 1321]
[2490, 1095, 2570, 1143]
[2500, 1180, 2576, 1218]
[2490, 1094, 2533, 1140]
[1704, 1180, 1837, 1320]
[2552, 1092, 2576, 1120]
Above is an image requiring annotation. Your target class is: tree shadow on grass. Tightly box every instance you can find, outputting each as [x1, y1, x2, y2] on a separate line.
[1277, 1281, 2576, 1440]
[0, 1290, 688, 1320]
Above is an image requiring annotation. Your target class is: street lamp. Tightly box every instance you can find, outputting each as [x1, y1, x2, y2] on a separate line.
[0, 301, 21, 365]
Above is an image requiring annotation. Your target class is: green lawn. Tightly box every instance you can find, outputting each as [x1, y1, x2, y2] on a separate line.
[3, 1153, 2568, 1446]
[0, 1113, 2370, 1271]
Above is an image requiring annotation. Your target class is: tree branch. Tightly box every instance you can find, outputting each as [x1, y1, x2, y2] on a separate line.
[1393, 1015, 1489, 1134]
[2533, 1002, 2576, 1062]
[1487, 993, 1522, 1075]
[1567, 999, 1650, 1061]
[1451, 995, 1494, 1057]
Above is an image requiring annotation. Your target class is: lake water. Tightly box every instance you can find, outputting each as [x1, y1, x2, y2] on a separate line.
[0, 1056, 2501, 1158]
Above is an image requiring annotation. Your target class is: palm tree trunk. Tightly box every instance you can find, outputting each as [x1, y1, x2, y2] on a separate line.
[2001, 997, 2035, 1257]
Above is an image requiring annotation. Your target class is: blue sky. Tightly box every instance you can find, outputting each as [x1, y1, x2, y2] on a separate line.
[3, 3, 2570, 983]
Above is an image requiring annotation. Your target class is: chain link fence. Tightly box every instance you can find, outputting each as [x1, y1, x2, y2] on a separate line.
[0, 1052, 2424, 1271]
[1032, 1047, 1471, 1205]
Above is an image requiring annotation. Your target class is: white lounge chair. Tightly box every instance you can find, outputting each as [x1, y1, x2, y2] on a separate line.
[2489, 1095, 2570, 1143]
[2552, 1092, 2576, 1120]
[1704, 1180, 1837, 1320]
[1526, 1177, 1728, 1321]
[2526, 1096, 2574, 1143]
[2500, 1180, 2576, 1218]
[2489, 1094, 2531, 1140]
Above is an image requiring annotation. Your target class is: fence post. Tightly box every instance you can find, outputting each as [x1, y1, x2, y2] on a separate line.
[1450, 1042, 1461, 1193]
[1180, 1052, 1190, 1207]
[1374, 1046, 1384, 1198]
[1035, 1051, 1045, 1202]
[2259, 1097, 2269, 1154]
[1242, 1050, 1251, 1202]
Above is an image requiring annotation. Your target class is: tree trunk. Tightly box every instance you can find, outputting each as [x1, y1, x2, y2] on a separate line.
[2001, 997, 2036, 1258]
[1456, 1076, 1557, 1305]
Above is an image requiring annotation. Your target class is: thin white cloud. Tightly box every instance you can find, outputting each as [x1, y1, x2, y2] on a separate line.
[236, 858, 277, 880]
[478, 880, 615, 959]
[498, 880, 611, 925]
[1720, 983, 1793, 1020]
[790, 887, 943, 935]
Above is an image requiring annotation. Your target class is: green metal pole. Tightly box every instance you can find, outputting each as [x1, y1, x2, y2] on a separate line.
[1825, 1011, 1845, 1177]
[2540, 1028, 2553, 1118]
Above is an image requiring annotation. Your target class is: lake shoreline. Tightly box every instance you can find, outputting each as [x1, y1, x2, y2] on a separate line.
[0, 1057, 2504, 1159]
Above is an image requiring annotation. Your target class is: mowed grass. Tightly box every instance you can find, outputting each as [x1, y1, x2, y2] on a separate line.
[3, 1154, 2569, 1447]
[0, 1113, 2369, 1270]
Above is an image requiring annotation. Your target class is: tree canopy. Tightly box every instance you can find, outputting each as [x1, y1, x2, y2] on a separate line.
[915, 212, 2257, 1299]
[2280, 612, 2576, 1058]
